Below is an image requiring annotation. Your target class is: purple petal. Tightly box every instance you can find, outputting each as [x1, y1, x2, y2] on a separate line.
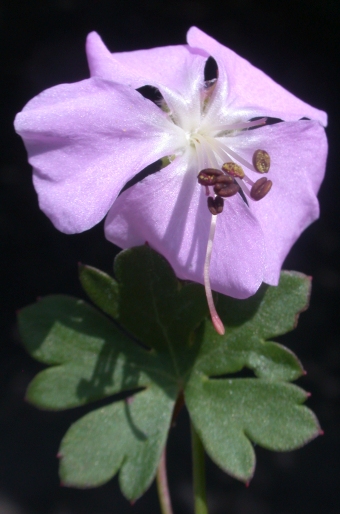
[86, 31, 208, 90]
[156, 55, 206, 131]
[227, 120, 327, 285]
[14, 77, 183, 233]
[105, 157, 265, 299]
[187, 27, 327, 126]
[210, 195, 266, 298]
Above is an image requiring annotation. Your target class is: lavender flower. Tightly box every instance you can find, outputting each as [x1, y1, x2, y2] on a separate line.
[14, 27, 327, 333]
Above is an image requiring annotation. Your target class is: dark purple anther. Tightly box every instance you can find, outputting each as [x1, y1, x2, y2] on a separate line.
[207, 195, 224, 215]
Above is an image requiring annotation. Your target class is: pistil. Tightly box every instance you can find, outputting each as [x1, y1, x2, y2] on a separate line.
[197, 169, 240, 334]
[193, 100, 272, 335]
[204, 213, 225, 335]
[197, 148, 272, 335]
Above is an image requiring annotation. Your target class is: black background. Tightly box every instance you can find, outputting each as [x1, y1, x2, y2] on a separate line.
[1, 1, 340, 513]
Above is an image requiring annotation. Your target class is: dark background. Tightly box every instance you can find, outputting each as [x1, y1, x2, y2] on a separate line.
[1, 1, 339, 513]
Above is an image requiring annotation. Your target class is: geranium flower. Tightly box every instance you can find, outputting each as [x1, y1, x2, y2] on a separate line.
[14, 27, 327, 334]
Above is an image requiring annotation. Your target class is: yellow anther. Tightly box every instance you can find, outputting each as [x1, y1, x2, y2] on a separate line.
[252, 150, 270, 173]
[221, 162, 245, 179]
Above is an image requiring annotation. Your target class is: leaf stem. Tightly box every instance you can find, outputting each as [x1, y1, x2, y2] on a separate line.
[156, 447, 174, 514]
[191, 421, 208, 514]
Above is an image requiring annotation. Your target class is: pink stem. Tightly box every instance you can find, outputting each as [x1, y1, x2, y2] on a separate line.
[156, 447, 174, 514]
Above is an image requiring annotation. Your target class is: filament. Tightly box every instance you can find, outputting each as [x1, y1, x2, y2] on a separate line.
[210, 118, 267, 133]
[213, 139, 255, 171]
[195, 133, 219, 168]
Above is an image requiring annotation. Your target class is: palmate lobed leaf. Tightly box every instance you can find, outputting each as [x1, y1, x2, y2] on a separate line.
[185, 379, 319, 481]
[19, 246, 320, 500]
[59, 386, 174, 499]
[20, 295, 154, 409]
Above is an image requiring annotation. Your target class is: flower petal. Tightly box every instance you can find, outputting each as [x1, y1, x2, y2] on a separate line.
[210, 199, 266, 298]
[187, 27, 327, 126]
[156, 55, 206, 131]
[86, 31, 208, 91]
[105, 156, 265, 299]
[14, 77, 183, 233]
[224, 120, 327, 285]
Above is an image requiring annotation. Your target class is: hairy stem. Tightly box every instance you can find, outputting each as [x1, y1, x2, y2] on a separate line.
[191, 421, 208, 514]
[156, 447, 173, 514]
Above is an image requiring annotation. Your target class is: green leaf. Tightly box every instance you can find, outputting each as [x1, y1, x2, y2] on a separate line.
[19, 245, 319, 497]
[185, 379, 319, 481]
[184, 271, 317, 481]
[19, 296, 152, 409]
[78, 264, 119, 319]
[59, 387, 173, 499]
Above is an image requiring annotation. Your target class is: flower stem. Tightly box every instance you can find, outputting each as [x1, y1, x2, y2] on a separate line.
[191, 421, 208, 514]
[156, 447, 174, 514]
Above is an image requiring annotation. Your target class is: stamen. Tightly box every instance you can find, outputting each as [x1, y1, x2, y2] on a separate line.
[221, 162, 245, 179]
[207, 195, 224, 215]
[242, 175, 254, 186]
[206, 136, 255, 172]
[253, 150, 270, 173]
[203, 135, 236, 167]
[197, 168, 223, 185]
[250, 177, 273, 200]
[204, 214, 225, 335]
[195, 133, 219, 168]
[214, 182, 240, 197]
[215, 174, 234, 185]
[210, 118, 267, 134]
[193, 139, 204, 172]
